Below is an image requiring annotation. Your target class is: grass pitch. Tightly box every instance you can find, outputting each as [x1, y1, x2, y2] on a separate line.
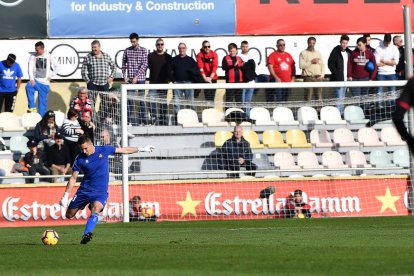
[1, 217, 414, 275]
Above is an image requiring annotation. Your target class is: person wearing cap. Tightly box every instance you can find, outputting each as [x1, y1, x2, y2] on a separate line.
[21, 139, 50, 184]
[34, 110, 59, 150]
[46, 133, 71, 182]
[284, 189, 312, 218]
[0, 54, 23, 112]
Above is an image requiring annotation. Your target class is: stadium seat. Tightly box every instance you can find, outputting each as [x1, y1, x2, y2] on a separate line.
[297, 106, 323, 125]
[344, 105, 369, 125]
[272, 107, 299, 126]
[242, 130, 265, 149]
[380, 127, 406, 146]
[9, 136, 29, 155]
[177, 109, 203, 127]
[224, 107, 244, 116]
[262, 130, 289, 148]
[333, 128, 360, 147]
[321, 151, 348, 169]
[369, 150, 395, 168]
[310, 129, 334, 148]
[393, 149, 410, 168]
[357, 127, 385, 147]
[273, 152, 300, 170]
[346, 150, 372, 168]
[214, 131, 233, 148]
[202, 108, 228, 127]
[224, 108, 251, 126]
[249, 107, 274, 126]
[54, 111, 65, 128]
[320, 106, 347, 125]
[297, 151, 323, 169]
[285, 129, 312, 148]
[0, 112, 24, 131]
[21, 112, 42, 130]
[252, 153, 272, 170]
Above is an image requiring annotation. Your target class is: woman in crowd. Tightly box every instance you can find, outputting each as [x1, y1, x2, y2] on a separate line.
[61, 108, 84, 164]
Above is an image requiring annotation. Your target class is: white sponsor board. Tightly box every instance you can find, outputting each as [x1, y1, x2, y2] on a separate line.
[0, 35, 385, 81]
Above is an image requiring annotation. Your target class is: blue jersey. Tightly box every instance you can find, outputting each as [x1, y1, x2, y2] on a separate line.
[0, 60, 23, 92]
[72, 145, 116, 193]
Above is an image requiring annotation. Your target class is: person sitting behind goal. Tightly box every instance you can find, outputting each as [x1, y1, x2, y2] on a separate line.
[221, 125, 257, 178]
[283, 189, 311, 218]
[129, 195, 157, 222]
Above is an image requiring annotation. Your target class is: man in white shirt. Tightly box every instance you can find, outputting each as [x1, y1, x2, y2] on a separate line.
[26, 41, 58, 116]
[375, 34, 399, 95]
[239, 41, 256, 118]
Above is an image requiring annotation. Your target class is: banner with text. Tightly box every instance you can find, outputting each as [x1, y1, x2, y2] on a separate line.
[0, 177, 411, 227]
[236, 0, 413, 35]
[49, 0, 236, 37]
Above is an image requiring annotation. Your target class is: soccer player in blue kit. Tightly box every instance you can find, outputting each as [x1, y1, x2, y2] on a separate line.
[59, 135, 154, 244]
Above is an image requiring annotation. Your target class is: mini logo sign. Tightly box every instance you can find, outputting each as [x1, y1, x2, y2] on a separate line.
[0, 0, 24, 7]
[50, 44, 79, 77]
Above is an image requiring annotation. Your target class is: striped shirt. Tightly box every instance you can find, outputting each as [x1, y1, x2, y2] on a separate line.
[81, 52, 116, 86]
[61, 118, 82, 142]
[122, 46, 148, 82]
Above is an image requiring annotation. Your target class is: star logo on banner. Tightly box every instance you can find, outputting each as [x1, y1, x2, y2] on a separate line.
[177, 191, 201, 218]
[376, 187, 401, 214]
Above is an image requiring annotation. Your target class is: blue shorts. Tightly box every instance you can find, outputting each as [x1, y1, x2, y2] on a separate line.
[68, 189, 108, 211]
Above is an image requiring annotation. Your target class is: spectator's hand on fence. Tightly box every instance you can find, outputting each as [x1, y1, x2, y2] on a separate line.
[60, 192, 69, 207]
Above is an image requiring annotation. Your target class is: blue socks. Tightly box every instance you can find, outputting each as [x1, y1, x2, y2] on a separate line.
[84, 212, 99, 236]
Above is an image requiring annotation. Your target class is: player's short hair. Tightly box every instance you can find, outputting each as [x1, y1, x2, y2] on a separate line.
[129, 33, 139, 40]
[78, 134, 92, 145]
[393, 35, 402, 44]
[241, 40, 248, 46]
[91, 40, 100, 46]
[363, 34, 371, 38]
[357, 37, 367, 45]
[131, 195, 141, 202]
[35, 41, 44, 48]
[384, 34, 392, 43]
[340, 34, 349, 42]
[294, 189, 303, 196]
[228, 43, 238, 50]
[307, 37, 316, 43]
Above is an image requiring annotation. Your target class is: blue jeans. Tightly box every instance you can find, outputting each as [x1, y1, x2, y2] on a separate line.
[174, 81, 194, 114]
[377, 74, 397, 94]
[242, 88, 254, 117]
[25, 81, 50, 117]
[127, 80, 146, 125]
[335, 87, 347, 114]
[351, 77, 370, 112]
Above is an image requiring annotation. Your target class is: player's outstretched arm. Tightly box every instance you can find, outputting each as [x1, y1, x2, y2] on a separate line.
[60, 171, 79, 207]
[115, 145, 155, 154]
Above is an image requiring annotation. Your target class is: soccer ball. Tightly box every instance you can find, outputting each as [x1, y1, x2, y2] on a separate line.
[42, 230, 59, 245]
[141, 206, 154, 218]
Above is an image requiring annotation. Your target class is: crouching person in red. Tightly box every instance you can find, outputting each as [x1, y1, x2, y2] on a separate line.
[284, 189, 311, 218]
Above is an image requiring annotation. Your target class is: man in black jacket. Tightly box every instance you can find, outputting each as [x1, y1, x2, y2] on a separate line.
[221, 126, 257, 178]
[328, 34, 352, 114]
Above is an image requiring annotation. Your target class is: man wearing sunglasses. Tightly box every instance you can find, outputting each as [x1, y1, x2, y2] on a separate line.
[148, 38, 172, 126]
[196, 40, 218, 102]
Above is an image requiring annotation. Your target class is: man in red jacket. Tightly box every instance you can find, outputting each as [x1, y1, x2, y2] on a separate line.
[196, 40, 218, 102]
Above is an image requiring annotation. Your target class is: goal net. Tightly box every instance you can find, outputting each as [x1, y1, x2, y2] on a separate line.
[84, 80, 414, 222]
